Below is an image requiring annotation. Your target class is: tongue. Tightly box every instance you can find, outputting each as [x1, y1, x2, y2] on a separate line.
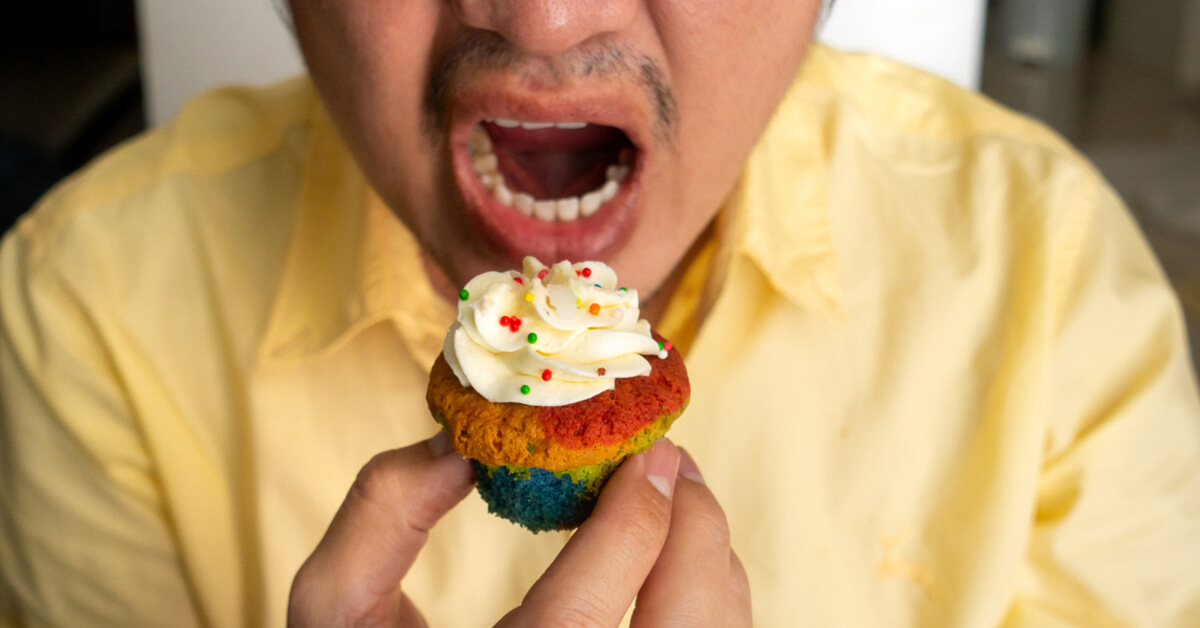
[485, 122, 630, 200]
[500, 148, 614, 200]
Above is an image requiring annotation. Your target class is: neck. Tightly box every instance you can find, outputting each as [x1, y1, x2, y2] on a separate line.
[421, 250, 461, 305]
[638, 218, 715, 328]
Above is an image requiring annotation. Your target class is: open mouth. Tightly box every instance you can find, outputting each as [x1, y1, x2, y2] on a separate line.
[448, 90, 652, 265]
[467, 119, 637, 222]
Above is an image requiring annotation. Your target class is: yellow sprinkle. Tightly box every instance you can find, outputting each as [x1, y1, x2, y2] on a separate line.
[525, 292, 534, 302]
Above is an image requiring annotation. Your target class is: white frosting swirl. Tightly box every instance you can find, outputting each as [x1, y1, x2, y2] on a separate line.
[443, 257, 664, 406]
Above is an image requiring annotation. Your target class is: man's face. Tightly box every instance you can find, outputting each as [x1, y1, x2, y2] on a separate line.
[288, 0, 822, 298]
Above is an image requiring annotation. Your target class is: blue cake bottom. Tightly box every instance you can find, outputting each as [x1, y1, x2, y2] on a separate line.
[472, 460, 615, 532]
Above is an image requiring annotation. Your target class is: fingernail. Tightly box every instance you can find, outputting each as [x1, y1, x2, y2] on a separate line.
[643, 439, 680, 498]
[428, 431, 454, 457]
[678, 448, 705, 484]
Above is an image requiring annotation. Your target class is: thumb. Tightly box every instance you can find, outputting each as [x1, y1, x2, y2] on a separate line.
[291, 432, 473, 614]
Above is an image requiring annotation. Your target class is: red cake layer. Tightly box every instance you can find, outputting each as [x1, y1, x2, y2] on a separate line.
[538, 333, 690, 449]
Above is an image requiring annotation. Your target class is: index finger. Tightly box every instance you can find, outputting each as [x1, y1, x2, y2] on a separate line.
[499, 440, 681, 627]
[292, 433, 474, 608]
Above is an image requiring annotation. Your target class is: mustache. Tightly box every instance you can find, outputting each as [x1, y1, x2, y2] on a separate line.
[422, 30, 678, 146]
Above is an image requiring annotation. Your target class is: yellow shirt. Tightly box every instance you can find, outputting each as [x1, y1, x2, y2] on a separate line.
[3, 45, 1200, 627]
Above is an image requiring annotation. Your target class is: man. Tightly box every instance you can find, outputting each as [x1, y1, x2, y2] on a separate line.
[3, 0, 1199, 625]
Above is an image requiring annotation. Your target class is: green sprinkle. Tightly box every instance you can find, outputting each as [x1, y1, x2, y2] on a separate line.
[657, 341, 664, 351]
[458, 289, 469, 301]
[619, 287, 628, 292]
[520, 384, 531, 395]
[527, 332, 537, 344]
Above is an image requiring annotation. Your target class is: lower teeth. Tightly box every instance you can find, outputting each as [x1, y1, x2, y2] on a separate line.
[468, 124, 631, 222]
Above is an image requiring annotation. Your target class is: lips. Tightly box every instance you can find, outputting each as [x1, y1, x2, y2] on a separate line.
[449, 91, 651, 265]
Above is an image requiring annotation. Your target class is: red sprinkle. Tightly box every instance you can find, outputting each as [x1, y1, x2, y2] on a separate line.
[500, 316, 510, 326]
[581, 267, 592, 278]
[537, 269, 548, 280]
[542, 369, 553, 381]
[513, 277, 524, 284]
[588, 303, 601, 315]
[575, 270, 581, 276]
[598, 368, 606, 376]
[664, 341, 673, 352]
[509, 316, 522, 332]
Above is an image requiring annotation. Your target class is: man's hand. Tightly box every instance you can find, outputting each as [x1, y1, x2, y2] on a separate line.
[498, 439, 751, 627]
[287, 432, 474, 627]
[288, 435, 751, 627]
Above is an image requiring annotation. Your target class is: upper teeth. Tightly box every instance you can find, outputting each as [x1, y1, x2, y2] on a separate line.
[468, 124, 632, 222]
[489, 118, 589, 130]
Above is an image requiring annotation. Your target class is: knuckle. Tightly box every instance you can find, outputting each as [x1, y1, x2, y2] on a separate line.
[349, 452, 400, 504]
[290, 561, 394, 628]
[533, 596, 610, 628]
[686, 508, 731, 551]
[288, 560, 319, 607]
[611, 491, 672, 539]
[287, 560, 339, 627]
[662, 606, 718, 628]
[606, 505, 671, 560]
[342, 598, 395, 628]
[728, 552, 752, 609]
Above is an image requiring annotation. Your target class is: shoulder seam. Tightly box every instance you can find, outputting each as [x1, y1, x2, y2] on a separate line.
[806, 48, 1078, 158]
[1050, 168, 1104, 333]
[15, 79, 317, 264]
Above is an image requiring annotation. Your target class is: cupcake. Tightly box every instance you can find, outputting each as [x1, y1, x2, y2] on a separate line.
[426, 257, 690, 532]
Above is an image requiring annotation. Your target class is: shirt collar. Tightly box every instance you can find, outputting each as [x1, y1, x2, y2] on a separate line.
[721, 44, 845, 322]
[259, 47, 843, 368]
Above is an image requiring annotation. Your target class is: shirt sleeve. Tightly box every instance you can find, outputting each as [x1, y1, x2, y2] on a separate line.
[0, 223, 203, 627]
[1003, 176, 1200, 626]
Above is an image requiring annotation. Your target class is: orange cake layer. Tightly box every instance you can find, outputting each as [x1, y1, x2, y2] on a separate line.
[427, 339, 689, 470]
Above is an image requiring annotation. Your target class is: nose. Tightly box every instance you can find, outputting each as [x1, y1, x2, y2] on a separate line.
[457, 0, 638, 57]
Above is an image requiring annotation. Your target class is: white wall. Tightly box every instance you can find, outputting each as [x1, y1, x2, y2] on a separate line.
[136, 0, 987, 126]
[136, 0, 304, 125]
[819, 0, 988, 91]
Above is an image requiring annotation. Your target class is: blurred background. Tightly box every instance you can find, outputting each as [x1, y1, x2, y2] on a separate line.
[1, 0, 1197, 363]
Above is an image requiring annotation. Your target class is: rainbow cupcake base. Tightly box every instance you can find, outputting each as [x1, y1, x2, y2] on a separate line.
[427, 338, 689, 532]
[472, 459, 618, 532]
